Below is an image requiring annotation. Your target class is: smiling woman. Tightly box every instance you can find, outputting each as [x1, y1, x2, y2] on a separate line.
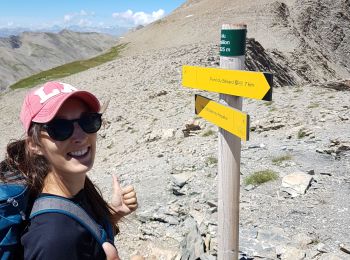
[0, 81, 138, 259]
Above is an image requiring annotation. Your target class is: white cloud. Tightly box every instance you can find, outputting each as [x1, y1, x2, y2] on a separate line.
[152, 9, 165, 20]
[78, 19, 92, 26]
[63, 10, 95, 25]
[112, 9, 165, 26]
[64, 14, 73, 22]
[112, 9, 133, 19]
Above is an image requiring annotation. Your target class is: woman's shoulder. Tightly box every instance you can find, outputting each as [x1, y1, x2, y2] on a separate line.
[21, 212, 105, 259]
[23, 212, 89, 242]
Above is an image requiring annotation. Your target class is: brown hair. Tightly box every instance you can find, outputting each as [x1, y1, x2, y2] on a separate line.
[0, 123, 120, 234]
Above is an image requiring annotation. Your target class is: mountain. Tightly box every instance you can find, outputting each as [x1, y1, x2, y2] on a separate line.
[0, 27, 31, 37]
[63, 25, 129, 36]
[0, 29, 118, 91]
[120, 0, 350, 86]
[0, 25, 129, 37]
[0, 0, 350, 259]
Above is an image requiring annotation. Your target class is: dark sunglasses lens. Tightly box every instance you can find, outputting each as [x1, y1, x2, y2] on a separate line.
[78, 113, 102, 133]
[46, 119, 73, 141]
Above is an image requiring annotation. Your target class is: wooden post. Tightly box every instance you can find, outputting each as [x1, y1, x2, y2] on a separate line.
[218, 24, 247, 260]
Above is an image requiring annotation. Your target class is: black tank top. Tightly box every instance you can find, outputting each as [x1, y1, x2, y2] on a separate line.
[21, 189, 107, 260]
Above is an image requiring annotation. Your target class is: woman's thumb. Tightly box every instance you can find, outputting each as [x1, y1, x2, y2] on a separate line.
[112, 174, 122, 194]
[102, 242, 120, 260]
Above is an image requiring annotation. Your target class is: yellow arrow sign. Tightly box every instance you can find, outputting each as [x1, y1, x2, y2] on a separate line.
[183, 65, 273, 101]
[195, 95, 249, 141]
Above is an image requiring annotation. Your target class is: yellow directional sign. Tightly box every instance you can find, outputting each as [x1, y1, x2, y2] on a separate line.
[183, 65, 273, 101]
[195, 95, 249, 141]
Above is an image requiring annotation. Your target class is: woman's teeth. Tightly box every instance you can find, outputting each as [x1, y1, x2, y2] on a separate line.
[68, 147, 89, 157]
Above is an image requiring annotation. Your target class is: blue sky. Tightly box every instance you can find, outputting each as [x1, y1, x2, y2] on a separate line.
[0, 0, 186, 29]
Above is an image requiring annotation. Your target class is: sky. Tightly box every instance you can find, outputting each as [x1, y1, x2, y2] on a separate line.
[0, 0, 186, 29]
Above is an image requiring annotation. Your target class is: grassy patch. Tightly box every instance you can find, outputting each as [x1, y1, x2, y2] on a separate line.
[297, 128, 306, 139]
[307, 102, 319, 109]
[202, 129, 215, 137]
[244, 170, 278, 186]
[10, 43, 127, 90]
[311, 238, 320, 245]
[272, 154, 292, 165]
[269, 106, 277, 112]
[293, 87, 303, 92]
[205, 156, 218, 165]
[154, 19, 165, 25]
[264, 101, 273, 106]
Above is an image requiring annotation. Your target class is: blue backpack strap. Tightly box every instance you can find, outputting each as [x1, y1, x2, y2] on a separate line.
[30, 196, 108, 246]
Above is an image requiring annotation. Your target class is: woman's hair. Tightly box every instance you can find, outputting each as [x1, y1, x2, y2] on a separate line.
[0, 123, 120, 235]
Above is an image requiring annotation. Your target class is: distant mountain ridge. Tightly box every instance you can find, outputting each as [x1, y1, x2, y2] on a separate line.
[0, 25, 129, 37]
[0, 29, 118, 91]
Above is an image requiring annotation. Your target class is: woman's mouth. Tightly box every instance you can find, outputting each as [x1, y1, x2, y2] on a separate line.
[67, 147, 90, 159]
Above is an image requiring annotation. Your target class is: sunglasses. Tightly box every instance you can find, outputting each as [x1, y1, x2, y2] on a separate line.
[41, 112, 102, 141]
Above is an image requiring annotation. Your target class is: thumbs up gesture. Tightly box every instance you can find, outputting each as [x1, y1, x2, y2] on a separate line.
[102, 242, 121, 260]
[110, 175, 138, 221]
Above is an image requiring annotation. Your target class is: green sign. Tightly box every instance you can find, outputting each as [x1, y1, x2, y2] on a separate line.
[220, 29, 247, 57]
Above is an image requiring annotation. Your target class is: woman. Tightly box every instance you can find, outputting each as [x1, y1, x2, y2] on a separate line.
[1, 81, 137, 259]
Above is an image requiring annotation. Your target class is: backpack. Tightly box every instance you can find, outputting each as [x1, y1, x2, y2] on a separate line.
[0, 182, 113, 259]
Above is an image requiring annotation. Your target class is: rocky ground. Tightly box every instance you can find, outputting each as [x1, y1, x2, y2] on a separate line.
[1, 0, 350, 259]
[2, 42, 349, 259]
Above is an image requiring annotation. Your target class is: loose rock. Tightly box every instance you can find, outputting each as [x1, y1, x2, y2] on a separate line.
[281, 172, 313, 197]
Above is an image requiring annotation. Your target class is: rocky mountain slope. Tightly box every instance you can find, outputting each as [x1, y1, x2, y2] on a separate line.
[0, 29, 117, 91]
[0, 0, 350, 259]
[121, 0, 350, 86]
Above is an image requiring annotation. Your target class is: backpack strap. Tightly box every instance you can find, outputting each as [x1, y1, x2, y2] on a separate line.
[30, 196, 108, 245]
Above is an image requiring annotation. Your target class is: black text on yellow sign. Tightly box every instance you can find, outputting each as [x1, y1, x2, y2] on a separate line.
[183, 65, 273, 101]
[195, 95, 250, 141]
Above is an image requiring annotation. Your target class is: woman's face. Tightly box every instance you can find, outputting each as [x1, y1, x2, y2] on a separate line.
[38, 98, 97, 177]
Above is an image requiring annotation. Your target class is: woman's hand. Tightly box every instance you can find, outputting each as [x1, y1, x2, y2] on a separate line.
[110, 175, 138, 220]
[102, 242, 120, 260]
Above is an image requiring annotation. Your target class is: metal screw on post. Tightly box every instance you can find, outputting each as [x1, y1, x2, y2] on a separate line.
[218, 23, 247, 260]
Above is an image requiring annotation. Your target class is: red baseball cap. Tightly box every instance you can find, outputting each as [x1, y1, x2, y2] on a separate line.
[20, 81, 101, 133]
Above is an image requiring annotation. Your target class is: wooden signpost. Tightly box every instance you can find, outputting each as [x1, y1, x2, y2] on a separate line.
[182, 24, 273, 260]
[183, 65, 273, 101]
[195, 94, 249, 141]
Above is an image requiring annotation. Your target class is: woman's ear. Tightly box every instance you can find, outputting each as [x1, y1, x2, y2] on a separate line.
[26, 138, 43, 156]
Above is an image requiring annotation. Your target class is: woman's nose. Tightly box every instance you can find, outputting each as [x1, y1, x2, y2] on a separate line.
[71, 122, 88, 142]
